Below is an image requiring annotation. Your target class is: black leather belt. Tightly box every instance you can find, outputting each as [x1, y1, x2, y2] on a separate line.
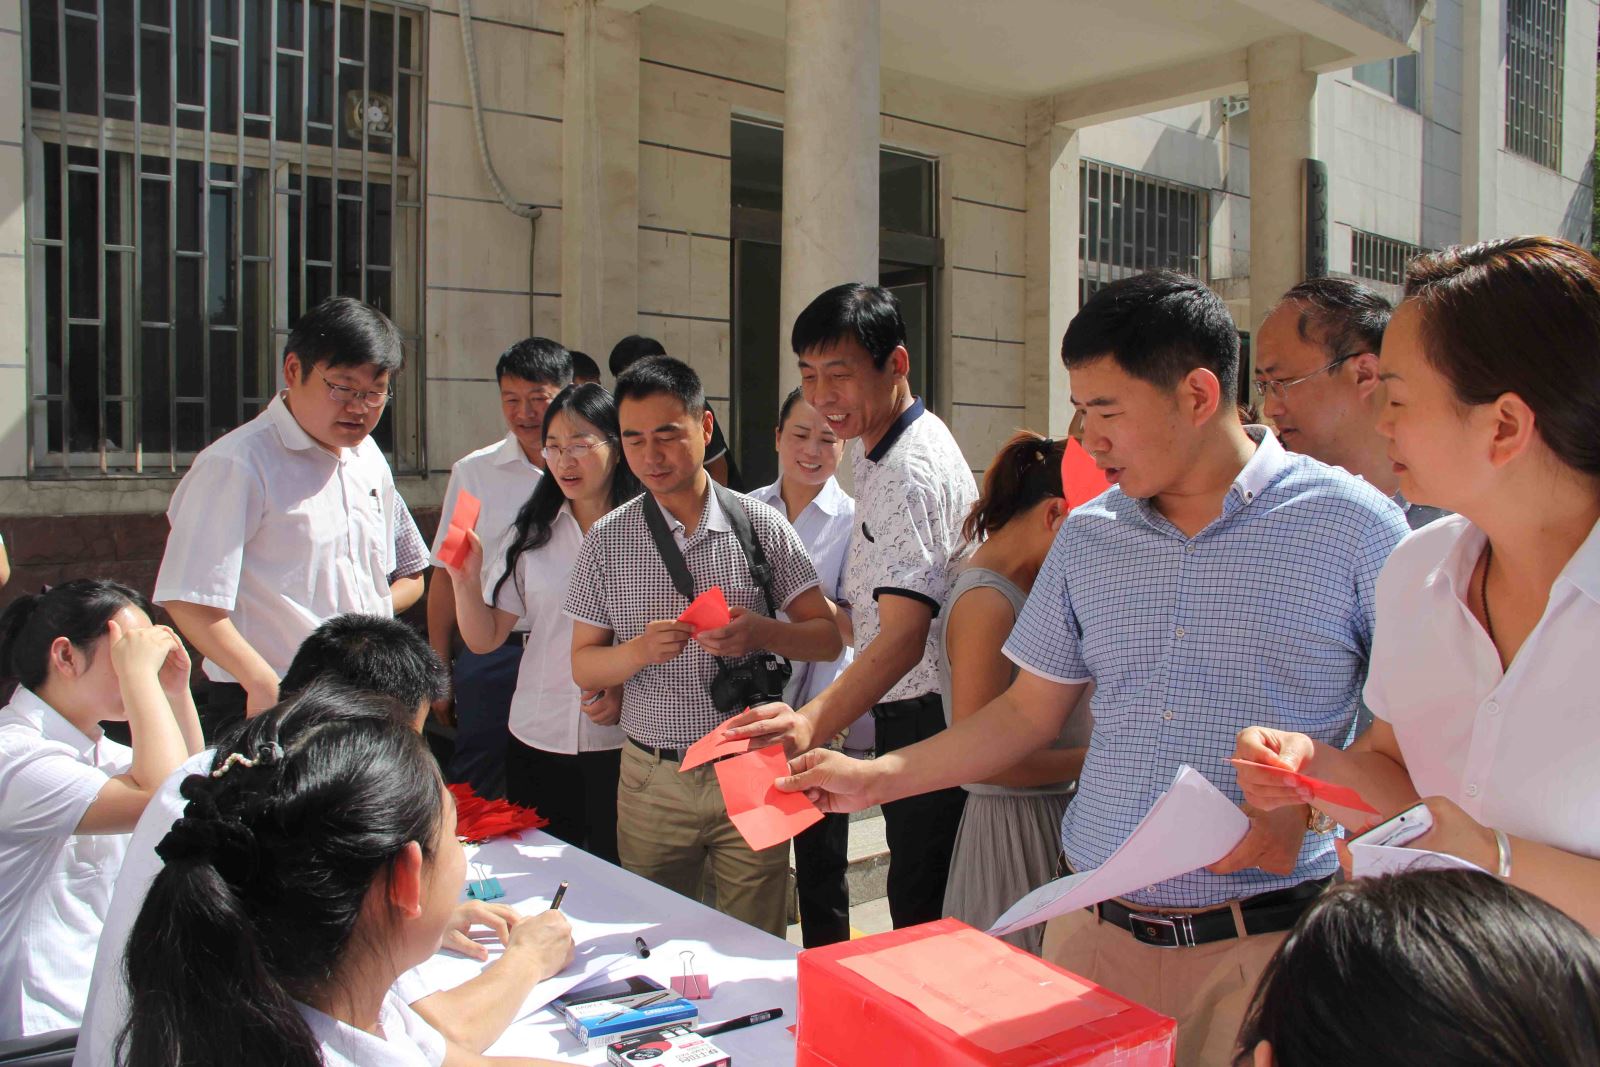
[627, 736, 686, 763]
[503, 632, 530, 649]
[1092, 877, 1330, 949]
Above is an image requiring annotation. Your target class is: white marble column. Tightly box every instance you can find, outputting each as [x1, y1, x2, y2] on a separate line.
[1460, 0, 1500, 242]
[1023, 101, 1079, 438]
[778, 0, 881, 395]
[1246, 35, 1316, 336]
[560, 0, 640, 360]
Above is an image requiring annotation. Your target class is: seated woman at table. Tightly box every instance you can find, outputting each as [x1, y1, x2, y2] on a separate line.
[1230, 235, 1600, 931]
[448, 383, 639, 862]
[0, 579, 202, 1039]
[117, 683, 568, 1067]
[939, 432, 1091, 954]
[1235, 869, 1600, 1066]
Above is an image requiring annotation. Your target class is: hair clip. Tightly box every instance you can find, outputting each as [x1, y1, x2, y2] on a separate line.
[210, 742, 285, 778]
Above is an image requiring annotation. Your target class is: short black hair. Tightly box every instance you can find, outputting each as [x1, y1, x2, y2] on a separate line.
[791, 283, 906, 371]
[1275, 276, 1392, 361]
[497, 337, 572, 387]
[279, 613, 449, 711]
[285, 296, 404, 381]
[614, 355, 706, 419]
[569, 350, 601, 382]
[1061, 271, 1239, 402]
[608, 335, 668, 378]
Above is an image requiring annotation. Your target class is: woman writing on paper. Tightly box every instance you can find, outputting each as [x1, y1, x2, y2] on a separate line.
[447, 383, 640, 862]
[1230, 236, 1600, 932]
[940, 432, 1092, 953]
[117, 683, 567, 1067]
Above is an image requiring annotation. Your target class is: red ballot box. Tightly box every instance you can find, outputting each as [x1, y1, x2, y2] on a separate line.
[795, 919, 1174, 1067]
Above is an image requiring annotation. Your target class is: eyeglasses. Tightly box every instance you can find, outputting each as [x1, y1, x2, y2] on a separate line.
[540, 438, 613, 463]
[1252, 354, 1362, 402]
[321, 375, 392, 410]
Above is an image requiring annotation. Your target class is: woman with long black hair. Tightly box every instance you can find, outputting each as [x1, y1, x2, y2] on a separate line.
[117, 681, 564, 1067]
[446, 383, 640, 862]
[0, 579, 201, 1037]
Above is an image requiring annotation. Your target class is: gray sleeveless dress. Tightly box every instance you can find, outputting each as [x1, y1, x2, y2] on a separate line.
[938, 566, 1094, 953]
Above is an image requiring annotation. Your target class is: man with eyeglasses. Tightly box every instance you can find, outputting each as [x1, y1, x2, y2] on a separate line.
[156, 296, 411, 737]
[425, 337, 572, 797]
[1255, 277, 1447, 530]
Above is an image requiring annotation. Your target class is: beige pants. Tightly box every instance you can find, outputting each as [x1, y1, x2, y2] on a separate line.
[1041, 906, 1286, 1067]
[616, 741, 791, 937]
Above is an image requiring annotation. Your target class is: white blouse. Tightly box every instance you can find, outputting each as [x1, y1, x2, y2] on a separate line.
[297, 990, 447, 1067]
[482, 504, 625, 754]
[0, 688, 132, 1037]
[1365, 514, 1600, 858]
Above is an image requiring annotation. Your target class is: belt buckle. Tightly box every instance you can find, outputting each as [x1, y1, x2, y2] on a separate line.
[1128, 910, 1198, 948]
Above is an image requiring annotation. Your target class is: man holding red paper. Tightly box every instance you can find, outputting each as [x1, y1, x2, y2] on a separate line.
[766, 273, 1408, 1063]
[564, 357, 841, 936]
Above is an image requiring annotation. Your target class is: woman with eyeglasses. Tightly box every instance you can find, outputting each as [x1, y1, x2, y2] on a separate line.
[446, 384, 640, 862]
[1230, 236, 1600, 932]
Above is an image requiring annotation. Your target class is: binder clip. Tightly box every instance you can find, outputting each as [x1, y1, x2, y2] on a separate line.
[670, 950, 711, 1000]
[465, 860, 505, 901]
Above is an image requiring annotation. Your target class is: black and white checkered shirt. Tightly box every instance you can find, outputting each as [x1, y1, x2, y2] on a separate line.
[563, 486, 821, 747]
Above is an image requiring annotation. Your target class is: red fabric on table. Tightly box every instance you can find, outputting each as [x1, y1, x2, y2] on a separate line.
[795, 918, 1175, 1067]
[448, 781, 549, 842]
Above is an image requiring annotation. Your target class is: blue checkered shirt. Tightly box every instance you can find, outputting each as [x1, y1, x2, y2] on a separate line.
[1003, 427, 1409, 908]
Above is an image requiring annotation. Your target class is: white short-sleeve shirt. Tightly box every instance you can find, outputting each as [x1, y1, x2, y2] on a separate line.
[841, 400, 977, 703]
[75, 750, 448, 1067]
[76, 748, 210, 1066]
[747, 477, 861, 715]
[298, 991, 447, 1067]
[482, 504, 625, 754]
[1365, 514, 1600, 858]
[429, 433, 543, 579]
[154, 393, 399, 683]
[0, 688, 133, 1038]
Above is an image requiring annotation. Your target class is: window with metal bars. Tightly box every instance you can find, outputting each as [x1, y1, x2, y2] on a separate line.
[1349, 229, 1429, 298]
[1505, 0, 1566, 170]
[22, 0, 426, 476]
[1078, 160, 1208, 306]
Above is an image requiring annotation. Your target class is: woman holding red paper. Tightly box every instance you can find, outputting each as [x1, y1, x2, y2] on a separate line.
[446, 383, 640, 863]
[938, 432, 1092, 954]
[1230, 236, 1600, 932]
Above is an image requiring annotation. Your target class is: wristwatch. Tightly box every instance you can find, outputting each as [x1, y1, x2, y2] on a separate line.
[1306, 807, 1337, 834]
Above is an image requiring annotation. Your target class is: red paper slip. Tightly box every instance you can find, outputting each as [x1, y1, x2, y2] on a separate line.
[1061, 437, 1112, 510]
[437, 490, 484, 569]
[714, 746, 822, 850]
[838, 927, 1125, 1054]
[678, 723, 754, 772]
[677, 586, 731, 635]
[1229, 758, 1379, 814]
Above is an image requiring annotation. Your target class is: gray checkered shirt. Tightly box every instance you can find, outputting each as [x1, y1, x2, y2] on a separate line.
[563, 487, 821, 747]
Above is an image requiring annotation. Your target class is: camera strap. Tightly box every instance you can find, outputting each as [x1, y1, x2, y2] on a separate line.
[640, 483, 789, 674]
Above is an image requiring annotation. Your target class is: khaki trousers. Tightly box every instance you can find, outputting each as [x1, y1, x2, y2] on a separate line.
[616, 741, 791, 937]
[1041, 906, 1286, 1067]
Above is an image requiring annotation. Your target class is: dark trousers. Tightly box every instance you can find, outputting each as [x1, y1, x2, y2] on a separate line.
[875, 692, 967, 929]
[794, 811, 851, 946]
[200, 681, 249, 742]
[449, 640, 521, 799]
[505, 738, 622, 864]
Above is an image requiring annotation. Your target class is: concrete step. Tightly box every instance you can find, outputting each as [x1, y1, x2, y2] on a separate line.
[844, 810, 889, 906]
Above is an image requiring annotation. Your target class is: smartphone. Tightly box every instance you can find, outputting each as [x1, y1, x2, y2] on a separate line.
[1348, 801, 1434, 849]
